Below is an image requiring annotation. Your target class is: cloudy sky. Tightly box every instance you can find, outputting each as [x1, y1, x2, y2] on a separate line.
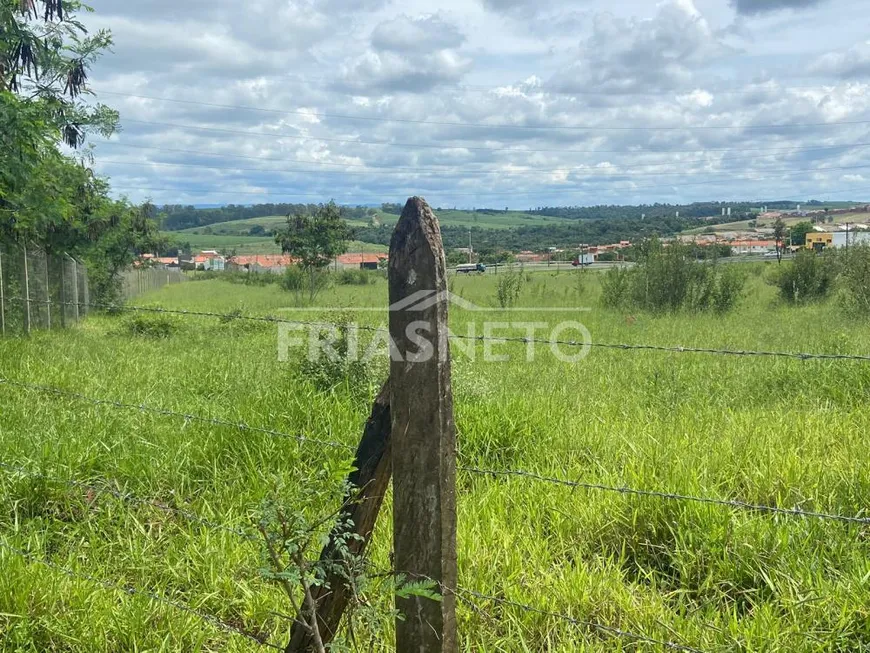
[82, 0, 870, 208]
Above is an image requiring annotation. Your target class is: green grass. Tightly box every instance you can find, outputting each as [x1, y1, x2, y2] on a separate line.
[162, 231, 387, 255]
[2, 266, 870, 650]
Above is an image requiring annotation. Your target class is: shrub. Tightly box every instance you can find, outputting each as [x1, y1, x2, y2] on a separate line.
[496, 267, 524, 308]
[121, 314, 178, 338]
[770, 250, 838, 304]
[601, 239, 745, 313]
[600, 266, 632, 308]
[296, 316, 375, 397]
[336, 269, 376, 286]
[839, 243, 870, 315]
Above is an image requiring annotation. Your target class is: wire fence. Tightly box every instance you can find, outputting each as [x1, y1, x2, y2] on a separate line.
[119, 266, 185, 300]
[0, 243, 90, 336]
[8, 297, 870, 363]
[3, 291, 870, 650]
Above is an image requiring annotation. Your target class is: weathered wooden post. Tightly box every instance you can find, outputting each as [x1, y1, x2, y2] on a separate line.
[71, 256, 80, 323]
[388, 197, 457, 652]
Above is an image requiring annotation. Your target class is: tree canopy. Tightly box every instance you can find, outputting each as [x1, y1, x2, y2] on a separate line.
[1, 0, 162, 301]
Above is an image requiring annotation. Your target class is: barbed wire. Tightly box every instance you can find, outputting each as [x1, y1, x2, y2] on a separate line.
[459, 466, 870, 525]
[0, 376, 354, 452]
[9, 297, 870, 363]
[0, 539, 281, 648]
[0, 460, 256, 541]
[453, 585, 707, 653]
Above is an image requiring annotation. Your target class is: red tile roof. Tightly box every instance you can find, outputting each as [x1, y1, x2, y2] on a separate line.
[336, 253, 387, 265]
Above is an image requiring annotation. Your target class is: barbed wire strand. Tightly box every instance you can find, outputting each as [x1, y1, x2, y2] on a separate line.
[459, 466, 870, 525]
[9, 297, 870, 363]
[0, 460, 256, 541]
[0, 539, 282, 648]
[0, 376, 354, 452]
[453, 585, 707, 653]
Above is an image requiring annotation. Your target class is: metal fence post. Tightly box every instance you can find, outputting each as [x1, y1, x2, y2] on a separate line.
[388, 197, 458, 652]
[23, 246, 31, 334]
[44, 251, 51, 329]
[0, 248, 5, 337]
[72, 257, 80, 323]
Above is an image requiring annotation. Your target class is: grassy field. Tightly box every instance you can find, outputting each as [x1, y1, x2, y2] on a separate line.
[169, 210, 578, 238]
[163, 231, 388, 255]
[2, 266, 870, 651]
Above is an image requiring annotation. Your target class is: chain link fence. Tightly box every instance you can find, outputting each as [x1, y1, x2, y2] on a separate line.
[119, 267, 185, 301]
[0, 246, 184, 336]
[0, 244, 90, 336]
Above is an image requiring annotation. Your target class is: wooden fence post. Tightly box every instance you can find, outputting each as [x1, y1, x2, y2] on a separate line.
[286, 380, 392, 652]
[388, 197, 457, 652]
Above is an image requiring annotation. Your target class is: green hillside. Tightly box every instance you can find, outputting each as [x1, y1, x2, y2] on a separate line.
[163, 232, 387, 255]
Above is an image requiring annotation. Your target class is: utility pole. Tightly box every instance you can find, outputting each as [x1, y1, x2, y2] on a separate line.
[468, 231, 472, 264]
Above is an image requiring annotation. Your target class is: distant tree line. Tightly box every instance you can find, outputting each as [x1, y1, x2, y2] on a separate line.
[527, 201, 796, 221]
[353, 214, 718, 250]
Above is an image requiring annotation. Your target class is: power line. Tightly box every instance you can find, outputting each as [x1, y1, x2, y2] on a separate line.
[98, 90, 870, 133]
[0, 376, 354, 452]
[0, 539, 281, 648]
[459, 466, 870, 525]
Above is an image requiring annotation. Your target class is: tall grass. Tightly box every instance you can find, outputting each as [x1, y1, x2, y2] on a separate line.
[1, 268, 870, 650]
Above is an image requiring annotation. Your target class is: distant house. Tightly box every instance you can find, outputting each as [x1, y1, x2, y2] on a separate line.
[228, 254, 296, 273]
[730, 240, 776, 255]
[193, 251, 226, 271]
[335, 253, 387, 270]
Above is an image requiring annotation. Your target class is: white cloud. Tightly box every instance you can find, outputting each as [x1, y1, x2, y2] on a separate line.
[548, 0, 731, 95]
[811, 41, 870, 79]
[75, 0, 870, 208]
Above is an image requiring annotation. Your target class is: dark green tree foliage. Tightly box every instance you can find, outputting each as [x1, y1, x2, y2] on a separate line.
[275, 201, 352, 301]
[789, 222, 814, 247]
[1, 0, 162, 302]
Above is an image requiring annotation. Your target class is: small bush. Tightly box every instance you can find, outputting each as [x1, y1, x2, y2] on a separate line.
[600, 266, 632, 308]
[770, 250, 838, 304]
[121, 314, 179, 338]
[296, 315, 376, 397]
[336, 269, 376, 285]
[496, 267, 524, 308]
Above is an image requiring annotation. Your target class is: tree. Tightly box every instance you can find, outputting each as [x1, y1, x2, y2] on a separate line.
[275, 201, 352, 301]
[773, 217, 787, 263]
[789, 221, 813, 247]
[1, 1, 163, 303]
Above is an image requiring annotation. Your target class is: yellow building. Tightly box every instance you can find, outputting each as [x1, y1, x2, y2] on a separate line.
[806, 232, 833, 250]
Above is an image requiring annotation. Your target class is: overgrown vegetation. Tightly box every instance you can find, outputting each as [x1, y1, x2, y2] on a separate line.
[3, 271, 870, 651]
[769, 250, 838, 304]
[495, 266, 524, 308]
[600, 240, 745, 313]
